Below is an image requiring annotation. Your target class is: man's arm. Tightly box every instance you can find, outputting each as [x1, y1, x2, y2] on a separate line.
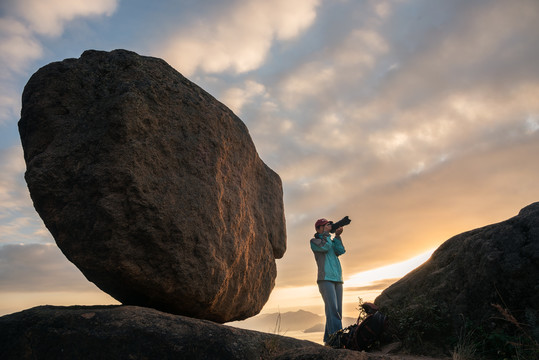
[333, 227, 346, 255]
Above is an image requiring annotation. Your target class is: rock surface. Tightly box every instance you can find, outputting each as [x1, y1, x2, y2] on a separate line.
[0, 305, 393, 360]
[375, 202, 539, 346]
[18, 49, 286, 322]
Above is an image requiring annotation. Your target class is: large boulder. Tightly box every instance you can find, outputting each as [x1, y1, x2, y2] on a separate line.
[18, 49, 286, 323]
[375, 202, 539, 351]
[0, 305, 374, 360]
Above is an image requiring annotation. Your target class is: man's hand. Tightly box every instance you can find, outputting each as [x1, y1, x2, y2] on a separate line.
[335, 227, 343, 236]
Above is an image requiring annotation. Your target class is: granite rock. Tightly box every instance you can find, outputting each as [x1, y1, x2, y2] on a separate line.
[0, 306, 378, 360]
[18, 49, 286, 322]
[375, 202, 539, 347]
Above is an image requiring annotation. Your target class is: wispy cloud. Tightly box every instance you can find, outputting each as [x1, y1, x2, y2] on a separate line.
[345, 278, 401, 292]
[0, 146, 29, 211]
[0, 146, 52, 244]
[0, 17, 43, 75]
[0, 0, 119, 124]
[223, 0, 539, 287]
[8, 0, 117, 37]
[157, 0, 320, 76]
[0, 243, 92, 291]
[220, 80, 267, 115]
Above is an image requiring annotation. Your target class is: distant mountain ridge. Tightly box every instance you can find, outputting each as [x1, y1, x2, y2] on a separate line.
[229, 309, 356, 333]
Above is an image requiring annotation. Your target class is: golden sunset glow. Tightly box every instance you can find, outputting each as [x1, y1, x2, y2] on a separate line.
[1, 1, 539, 344]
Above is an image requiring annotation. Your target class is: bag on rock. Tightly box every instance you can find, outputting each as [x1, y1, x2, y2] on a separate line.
[327, 302, 388, 351]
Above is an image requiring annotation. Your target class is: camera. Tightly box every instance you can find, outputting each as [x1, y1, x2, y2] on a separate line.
[330, 216, 351, 233]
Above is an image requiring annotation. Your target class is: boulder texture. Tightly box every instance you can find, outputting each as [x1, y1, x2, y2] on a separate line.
[18, 49, 286, 323]
[0, 306, 382, 360]
[375, 202, 539, 347]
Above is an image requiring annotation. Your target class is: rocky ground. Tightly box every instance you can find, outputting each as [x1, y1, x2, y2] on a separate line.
[0, 305, 452, 360]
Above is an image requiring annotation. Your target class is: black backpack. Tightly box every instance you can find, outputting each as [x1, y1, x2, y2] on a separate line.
[327, 303, 388, 351]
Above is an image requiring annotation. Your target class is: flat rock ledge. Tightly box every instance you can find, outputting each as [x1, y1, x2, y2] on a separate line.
[0, 305, 434, 360]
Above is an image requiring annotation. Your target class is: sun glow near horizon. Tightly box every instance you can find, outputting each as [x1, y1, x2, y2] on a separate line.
[262, 248, 436, 317]
[345, 247, 436, 288]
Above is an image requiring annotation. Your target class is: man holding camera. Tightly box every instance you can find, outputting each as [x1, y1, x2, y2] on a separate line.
[310, 218, 346, 344]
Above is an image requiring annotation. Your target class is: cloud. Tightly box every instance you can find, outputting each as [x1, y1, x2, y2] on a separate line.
[0, 16, 42, 124]
[0, 17, 43, 75]
[0, 290, 118, 316]
[188, 0, 539, 254]
[261, 0, 539, 286]
[0, 0, 119, 124]
[345, 278, 401, 292]
[6, 0, 118, 37]
[334, 28, 389, 68]
[377, 0, 539, 106]
[0, 241, 117, 314]
[526, 115, 539, 134]
[0, 146, 29, 211]
[279, 62, 336, 109]
[278, 129, 539, 287]
[0, 243, 93, 292]
[0, 146, 51, 245]
[0, 0, 118, 71]
[220, 80, 267, 115]
[274, 0, 539, 180]
[0, 92, 21, 126]
[158, 0, 320, 76]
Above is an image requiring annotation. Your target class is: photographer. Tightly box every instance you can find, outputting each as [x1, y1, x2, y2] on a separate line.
[310, 218, 346, 344]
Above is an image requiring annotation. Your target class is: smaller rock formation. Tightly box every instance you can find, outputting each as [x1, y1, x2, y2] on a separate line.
[0, 305, 381, 360]
[18, 49, 286, 323]
[375, 202, 539, 350]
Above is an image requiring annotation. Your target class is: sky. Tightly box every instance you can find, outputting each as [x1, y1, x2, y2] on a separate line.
[1, 0, 539, 328]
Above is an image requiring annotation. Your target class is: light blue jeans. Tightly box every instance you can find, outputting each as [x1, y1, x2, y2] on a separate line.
[318, 280, 343, 343]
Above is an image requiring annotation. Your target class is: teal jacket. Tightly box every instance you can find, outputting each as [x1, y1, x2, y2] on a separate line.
[310, 232, 346, 283]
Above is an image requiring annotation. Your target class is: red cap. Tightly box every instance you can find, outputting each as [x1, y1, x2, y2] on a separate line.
[315, 218, 330, 229]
